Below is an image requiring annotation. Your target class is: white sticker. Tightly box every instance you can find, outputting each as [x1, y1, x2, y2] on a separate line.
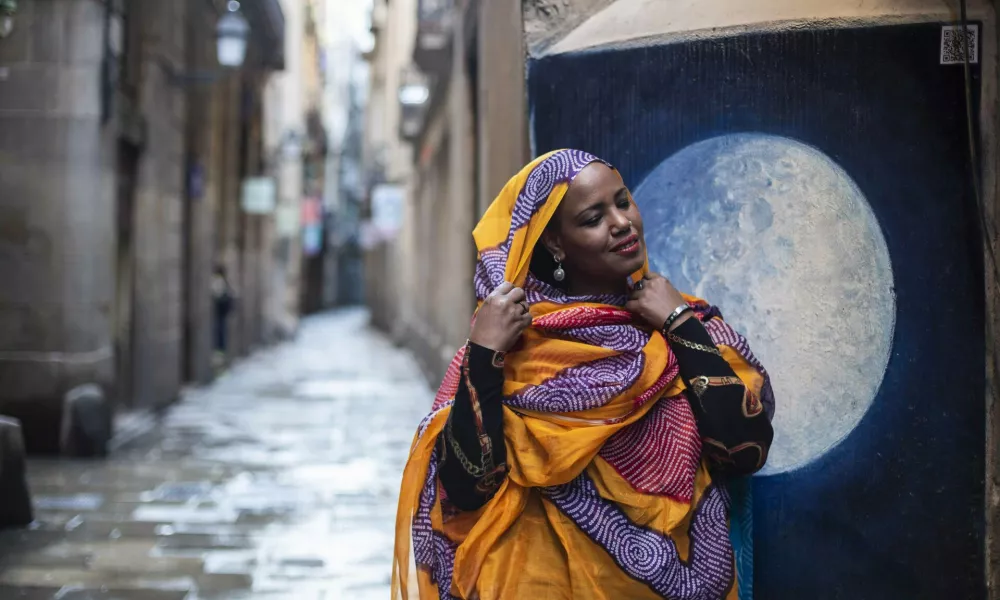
[941, 24, 979, 65]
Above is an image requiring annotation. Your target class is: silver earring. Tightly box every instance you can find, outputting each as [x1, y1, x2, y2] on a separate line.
[553, 260, 566, 282]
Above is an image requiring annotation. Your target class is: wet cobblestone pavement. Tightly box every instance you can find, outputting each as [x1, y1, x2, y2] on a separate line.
[0, 311, 431, 600]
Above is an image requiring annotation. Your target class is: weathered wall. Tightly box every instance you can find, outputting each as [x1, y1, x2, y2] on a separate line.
[0, 0, 281, 451]
[391, 6, 478, 381]
[238, 109, 269, 353]
[522, 0, 616, 55]
[260, 0, 307, 341]
[362, 0, 417, 340]
[478, 0, 531, 215]
[529, 0, 996, 597]
[130, 0, 187, 410]
[182, 0, 224, 385]
[0, 0, 116, 448]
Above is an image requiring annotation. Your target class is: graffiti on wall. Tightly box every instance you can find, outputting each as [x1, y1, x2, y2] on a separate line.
[529, 22, 985, 599]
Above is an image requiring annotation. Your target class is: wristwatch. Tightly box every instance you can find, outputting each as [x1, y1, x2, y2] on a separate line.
[662, 303, 692, 332]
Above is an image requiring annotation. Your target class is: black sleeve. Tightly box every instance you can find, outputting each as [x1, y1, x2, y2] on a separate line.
[437, 342, 508, 511]
[667, 316, 774, 477]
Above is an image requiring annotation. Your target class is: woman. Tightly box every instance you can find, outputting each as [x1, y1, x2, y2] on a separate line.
[394, 150, 775, 599]
[212, 264, 236, 356]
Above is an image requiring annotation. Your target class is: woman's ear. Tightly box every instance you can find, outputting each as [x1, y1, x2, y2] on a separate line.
[540, 229, 564, 262]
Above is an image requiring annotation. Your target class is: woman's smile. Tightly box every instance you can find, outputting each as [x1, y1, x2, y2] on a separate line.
[610, 233, 641, 256]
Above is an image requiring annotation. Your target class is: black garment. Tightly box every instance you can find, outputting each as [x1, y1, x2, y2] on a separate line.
[213, 276, 235, 353]
[437, 343, 507, 511]
[437, 315, 774, 511]
[667, 316, 774, 476]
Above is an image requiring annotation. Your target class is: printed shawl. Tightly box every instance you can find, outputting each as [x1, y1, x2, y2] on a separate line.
[392, 150, 774, 600]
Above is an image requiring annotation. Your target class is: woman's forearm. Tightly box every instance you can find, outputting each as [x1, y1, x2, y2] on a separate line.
[667, 316, 773, 476]
[437, 342, 508, 510]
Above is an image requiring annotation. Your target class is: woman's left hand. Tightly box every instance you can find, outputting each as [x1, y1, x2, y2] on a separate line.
[625, 273, 692, 331]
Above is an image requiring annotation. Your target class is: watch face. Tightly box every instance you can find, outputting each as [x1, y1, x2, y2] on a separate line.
[491, 352, 506, 369]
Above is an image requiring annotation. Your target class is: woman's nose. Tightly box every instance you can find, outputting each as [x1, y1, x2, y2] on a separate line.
[609, 210, 631, 233]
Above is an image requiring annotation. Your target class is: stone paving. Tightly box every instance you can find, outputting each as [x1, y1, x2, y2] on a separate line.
[0, 310, 432, 600]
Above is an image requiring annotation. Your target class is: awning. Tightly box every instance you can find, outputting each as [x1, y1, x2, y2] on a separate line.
[244, 0, 285, 70]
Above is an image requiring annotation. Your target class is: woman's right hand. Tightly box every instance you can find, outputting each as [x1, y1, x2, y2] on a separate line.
[469, 282, 532, 352]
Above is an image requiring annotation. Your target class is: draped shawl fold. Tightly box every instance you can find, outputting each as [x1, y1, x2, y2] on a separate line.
[393, 150, 775, 600]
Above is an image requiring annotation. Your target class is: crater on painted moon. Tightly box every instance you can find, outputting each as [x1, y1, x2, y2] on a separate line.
[634, 133, 896, 475]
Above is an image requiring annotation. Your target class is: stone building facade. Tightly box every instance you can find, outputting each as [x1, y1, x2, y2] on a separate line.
[261, 0, 314, 341]
[0, 0, 285, 452]
[363, 0, 528, 380]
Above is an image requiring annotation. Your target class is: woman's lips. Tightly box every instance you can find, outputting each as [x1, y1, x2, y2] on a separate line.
[611, 234, 640, 255]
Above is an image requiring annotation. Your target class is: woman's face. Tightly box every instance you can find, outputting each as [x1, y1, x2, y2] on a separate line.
[542, 163, 646, 292]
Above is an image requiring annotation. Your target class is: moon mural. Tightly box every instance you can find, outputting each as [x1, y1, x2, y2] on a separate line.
[634, 133, 896, 475]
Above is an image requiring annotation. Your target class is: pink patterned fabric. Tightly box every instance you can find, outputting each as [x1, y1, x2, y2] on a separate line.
[599, 395, 702, 500]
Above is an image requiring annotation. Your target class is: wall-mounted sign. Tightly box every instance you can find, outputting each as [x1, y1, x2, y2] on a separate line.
[371, 184, 404, 241]
[275, 204, 299, 237]
[241, 177, 276, 214]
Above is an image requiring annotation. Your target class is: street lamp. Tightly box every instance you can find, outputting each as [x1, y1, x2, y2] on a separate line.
[0, 0, 17, 40]
[398, 66, 430, 141]
[216, 4, 250, 68]
[399, 82, 429, 107]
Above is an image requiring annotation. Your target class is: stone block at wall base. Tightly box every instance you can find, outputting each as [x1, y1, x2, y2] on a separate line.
[60, 384, 111, 458]
[0, 416, 33, 528]
[0, 353, 113, 454]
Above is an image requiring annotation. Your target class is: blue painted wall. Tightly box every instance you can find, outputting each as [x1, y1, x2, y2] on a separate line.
[529, 23, 985, 599]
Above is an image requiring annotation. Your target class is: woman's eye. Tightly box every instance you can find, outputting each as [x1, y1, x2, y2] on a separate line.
[617, 198, 630, 209]
[582, 216, 601, 227]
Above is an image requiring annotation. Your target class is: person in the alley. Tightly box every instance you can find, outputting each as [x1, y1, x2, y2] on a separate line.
[212, 263, 236, 367]
[393, 149, 775, 599]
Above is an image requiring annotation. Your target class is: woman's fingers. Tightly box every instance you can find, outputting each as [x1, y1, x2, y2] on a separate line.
[628, 284, 647, 300]
[492, 281, 514, 297]
[500, 286, 528, 317]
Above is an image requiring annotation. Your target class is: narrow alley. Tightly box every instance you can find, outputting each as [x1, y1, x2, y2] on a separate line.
[0, 0, 996, 596]
[0, 311, 430, 600]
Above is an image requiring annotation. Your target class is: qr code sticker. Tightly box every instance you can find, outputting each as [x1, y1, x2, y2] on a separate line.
[941, 24, 979, 65]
